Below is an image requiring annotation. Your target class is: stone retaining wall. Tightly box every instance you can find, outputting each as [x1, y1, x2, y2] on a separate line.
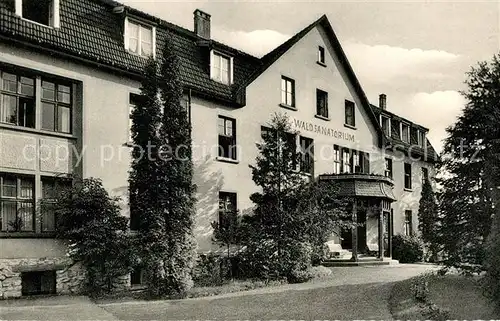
[0, 257, 85, 299]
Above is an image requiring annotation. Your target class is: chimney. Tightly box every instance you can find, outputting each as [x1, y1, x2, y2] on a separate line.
[194, 9, 211, 39]
[379, 94, 387, 110]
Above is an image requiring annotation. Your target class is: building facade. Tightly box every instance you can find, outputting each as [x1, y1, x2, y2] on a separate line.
[0, 0, 437, 298]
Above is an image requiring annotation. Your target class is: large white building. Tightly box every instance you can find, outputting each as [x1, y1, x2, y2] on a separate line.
[0, 0, 437, 298]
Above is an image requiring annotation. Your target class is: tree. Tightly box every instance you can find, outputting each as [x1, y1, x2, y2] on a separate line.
[129, 55, 168, 297]
[418, 177, 439, 262]
[129, 34, 196, 298]
[56, 178, 131, 296]
[437, 55, 500, 274]
[244, 113, 351, 279]
[157, 33, 197, 297]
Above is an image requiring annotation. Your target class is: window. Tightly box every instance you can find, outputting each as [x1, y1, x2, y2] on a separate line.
[318, 46, 325, 64]
[41, 177, 71, 232]
[385, 158, 393, 179]
[422, 167, 429, 183]
[401, 123, 410, 143]
[41, 80, 72, 133]
[218, 192, 237, 228]
[281, 76, 295, 107]
[218, 116, 237, 160]
[404, 163, 412, 190]
[0, 174, 34, 232]
[21, 271, 56, 296]
[418, 130, 426, 147]
[130, 267, 145, 286]
[345, 100, 355, 127]
[381, 116, 391, 136]
[125, 18, 155, 58]
[316, 89, 328, 118]
[211, 51, 232, 85]
[333, 145, 341, 174]
[128, 93, 142, 142]
[17, 0, 60, 28]
[342, 148, 351, 173]
[299, 136, 314, 175]
[0, 71, 35, 128]
[404, 210, 413, 236]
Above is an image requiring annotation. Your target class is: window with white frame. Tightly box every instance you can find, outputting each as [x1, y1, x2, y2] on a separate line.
[418, 130, 426, 147]
[41, 80, 72, 133]
[125, 18, 155, 58]
[401, 123, 410, 143]
[41, 177, 72, 232]
[380, 115, 391, 136]
[333, 145, 341, 174]
[342, 149, 351, 173]
[0, 174, 34, 232]
[15, 0, 60, 28]
[281, 76, 295, 107]
[211, 51, 233, 85]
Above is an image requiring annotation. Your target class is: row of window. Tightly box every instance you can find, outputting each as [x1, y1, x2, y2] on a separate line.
[380, 115, 426, 147]
[384, 158, 429, 190]
[281, 76, 356, 127]
[0, 173, 71, 232]
[0, 70, 73, 133]
[332, 145, 369, 175]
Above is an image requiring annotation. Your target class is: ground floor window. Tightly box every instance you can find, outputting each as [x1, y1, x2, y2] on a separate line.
[21, 270, 56, 296]
[404, 210, 413, 236]
[218, 192, 237, 228]
[0, 173, 34, 232]
[41, 176, 72, 232]
[130, 267, 145, 286]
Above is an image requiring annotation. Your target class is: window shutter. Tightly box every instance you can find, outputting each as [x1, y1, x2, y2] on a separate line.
[15, 0, 22, 16]
[229, 56, 234, 84]
[124, 17, 129, 50]
[53, 0, 60, 28]
[209, 49, 214, 79]
[152, 26, 156, 59]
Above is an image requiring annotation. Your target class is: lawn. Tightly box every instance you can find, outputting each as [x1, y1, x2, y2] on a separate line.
[390, 273, 497, 319]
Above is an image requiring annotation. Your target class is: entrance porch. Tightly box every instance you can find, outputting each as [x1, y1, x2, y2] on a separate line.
[319, 174, 396, 264]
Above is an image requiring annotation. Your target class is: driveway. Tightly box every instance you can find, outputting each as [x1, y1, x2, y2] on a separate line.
[0, 264, 436, 320]
[100, 264, 436, 320]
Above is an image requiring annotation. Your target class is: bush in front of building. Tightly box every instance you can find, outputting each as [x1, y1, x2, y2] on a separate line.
[55, 177, 133, 296]
[392, 234, 424, 263]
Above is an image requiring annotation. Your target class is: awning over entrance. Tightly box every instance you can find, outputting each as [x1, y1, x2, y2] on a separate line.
[318, 174, 396, 201]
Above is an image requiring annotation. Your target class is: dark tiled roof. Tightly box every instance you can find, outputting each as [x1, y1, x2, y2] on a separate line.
[0, 0, 261, 105]
[0, 0, 438, 161]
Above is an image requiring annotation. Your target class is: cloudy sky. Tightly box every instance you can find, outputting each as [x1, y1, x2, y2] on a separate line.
[121, 0, 499, 152]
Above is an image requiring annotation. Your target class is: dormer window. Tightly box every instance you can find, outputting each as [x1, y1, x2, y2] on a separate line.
[211, 50, 233, 85]
[15, 0, 60, 28]
[380, 115, 391, 136]
[418, 130, 426, 147]
[124, 17, 156, 58]
[401, 122, 410, 143]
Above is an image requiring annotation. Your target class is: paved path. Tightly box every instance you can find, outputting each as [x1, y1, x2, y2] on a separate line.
[100, 264, 437, 320]
[0, 264, 436, 320]
[0, 296, 119, 320]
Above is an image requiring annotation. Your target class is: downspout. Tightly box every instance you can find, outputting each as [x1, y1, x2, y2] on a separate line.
[188, 88, 192, 125]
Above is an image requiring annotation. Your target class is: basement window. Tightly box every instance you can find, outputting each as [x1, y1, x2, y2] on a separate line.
[16, 0, 60, 28]
[21, 271, 56, 296]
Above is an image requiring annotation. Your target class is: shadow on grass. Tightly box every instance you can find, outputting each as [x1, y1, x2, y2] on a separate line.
[389, 274, 497, 320]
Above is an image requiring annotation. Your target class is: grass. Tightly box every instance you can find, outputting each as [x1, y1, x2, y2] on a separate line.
[389, 273, 497, 319]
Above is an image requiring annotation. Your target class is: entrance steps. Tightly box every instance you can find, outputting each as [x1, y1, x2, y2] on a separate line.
[323, 255, 399, 267]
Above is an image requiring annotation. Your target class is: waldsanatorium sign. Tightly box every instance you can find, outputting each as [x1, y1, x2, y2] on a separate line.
[292, 119, 356, 142]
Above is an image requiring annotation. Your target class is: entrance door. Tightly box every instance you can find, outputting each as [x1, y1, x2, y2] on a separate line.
[383, 210, 393, 257]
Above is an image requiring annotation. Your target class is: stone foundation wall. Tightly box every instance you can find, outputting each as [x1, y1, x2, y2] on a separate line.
[0, 257, 85, 299]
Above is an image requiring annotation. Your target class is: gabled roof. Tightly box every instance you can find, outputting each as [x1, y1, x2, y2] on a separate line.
[235, 15, 385, 148]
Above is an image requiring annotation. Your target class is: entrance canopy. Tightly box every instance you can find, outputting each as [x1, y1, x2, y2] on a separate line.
[318, 174, 396, 201]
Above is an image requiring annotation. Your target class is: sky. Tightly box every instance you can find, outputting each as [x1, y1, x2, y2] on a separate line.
[121, 0, 499, 153]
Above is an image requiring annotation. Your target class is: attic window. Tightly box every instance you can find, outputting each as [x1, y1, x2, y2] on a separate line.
[124, 17, 156, 58]
[211, 50, 233, 85]
[16, 0, 60, 28]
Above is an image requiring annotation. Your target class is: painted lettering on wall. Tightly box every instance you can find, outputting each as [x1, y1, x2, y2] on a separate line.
[292, 119, 355, 142]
